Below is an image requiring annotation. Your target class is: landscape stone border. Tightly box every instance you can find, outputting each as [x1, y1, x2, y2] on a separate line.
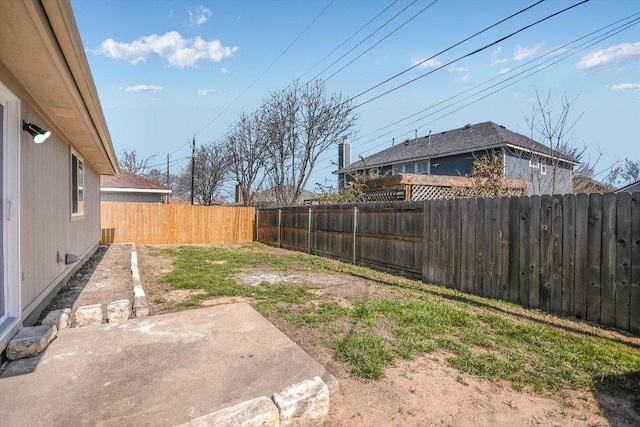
[178, 376, 332, 427]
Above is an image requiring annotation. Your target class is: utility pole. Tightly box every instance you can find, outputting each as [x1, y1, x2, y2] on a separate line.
[190, 136, 196, 205]
[165, 153, 171, 204]
[166, 153, 170, 187]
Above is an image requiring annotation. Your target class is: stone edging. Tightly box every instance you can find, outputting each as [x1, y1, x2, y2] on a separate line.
[130, 244, 149, 317]
[177, 375, 335, 427]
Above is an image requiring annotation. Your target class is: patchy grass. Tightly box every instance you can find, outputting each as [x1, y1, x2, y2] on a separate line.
[336, 331, 394, 379]
[149, 243, 640, 396]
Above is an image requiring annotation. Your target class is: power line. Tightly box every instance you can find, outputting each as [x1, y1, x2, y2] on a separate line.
[169, 139, 192, 155]
[309, 0, 419, 82]
[146, 155, 190, 171]
[193, 0, 335, 136]
[323, 0, 440, 82]
[351, 11, 640, 145]
[354, 0, 590, 108]
[347, 0, 545, 102]
[308, 12, 638, 175]
[299, 0, 400, 81]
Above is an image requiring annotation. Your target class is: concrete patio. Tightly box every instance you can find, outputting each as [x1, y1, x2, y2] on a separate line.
[0, 303, 337, 426]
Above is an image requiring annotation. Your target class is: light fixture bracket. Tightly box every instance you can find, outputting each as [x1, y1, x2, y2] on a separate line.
[22, 120, 51, 143]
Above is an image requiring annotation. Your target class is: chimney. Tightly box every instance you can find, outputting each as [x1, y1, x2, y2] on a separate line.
[338, 136, 351, 168]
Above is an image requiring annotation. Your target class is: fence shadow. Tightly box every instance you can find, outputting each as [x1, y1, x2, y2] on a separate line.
[593, 371, 640, 426]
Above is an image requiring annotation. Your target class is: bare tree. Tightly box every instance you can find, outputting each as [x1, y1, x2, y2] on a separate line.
[524, 90, 584, 195]
[606, 158, 640, 187]
[261, 79, 358, 206]
[118, 148, 156, 175]
[225, 111, 270, 206]
[177, 142, 231, 205]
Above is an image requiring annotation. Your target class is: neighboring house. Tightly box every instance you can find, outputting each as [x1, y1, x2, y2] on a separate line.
[335, 121, 579, 195]
[251, 185, 319, 207]
[616, 180, 640, 193]
[101, 172, 172, 204]
[0, 1, 118, 352]
[573, 176, 616, 194]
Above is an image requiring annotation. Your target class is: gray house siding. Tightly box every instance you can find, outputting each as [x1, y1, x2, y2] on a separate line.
[430, 153, 475, 177]
[19, 108, 102, 325]
[101, 192, 163, 203]
[0, 0, 119, 353]
[504, 150, 572, 195]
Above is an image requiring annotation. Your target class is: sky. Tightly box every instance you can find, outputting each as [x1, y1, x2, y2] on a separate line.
[70, 0, 640, 194]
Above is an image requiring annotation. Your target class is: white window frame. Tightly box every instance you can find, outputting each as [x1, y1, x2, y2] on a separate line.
[0, 79, 22, 351]
[71, 149, 84, 217]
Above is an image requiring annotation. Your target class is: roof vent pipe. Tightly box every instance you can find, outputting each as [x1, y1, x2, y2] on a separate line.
[392, 137, 395, 147]
[428, 130, 432, 145]
[414, 129, 417, 141]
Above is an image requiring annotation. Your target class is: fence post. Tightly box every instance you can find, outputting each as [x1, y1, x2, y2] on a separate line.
[308, 207, 312, 254]
[255, 209, 260, 242]
[278, 209, 282, 248]
[353, 206, 358, 265]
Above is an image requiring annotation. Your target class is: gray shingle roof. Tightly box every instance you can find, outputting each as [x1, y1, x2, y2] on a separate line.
[336, 121, 578, 173]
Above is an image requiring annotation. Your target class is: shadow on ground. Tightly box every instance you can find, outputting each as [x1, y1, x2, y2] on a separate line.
[594, 371, 640, 426]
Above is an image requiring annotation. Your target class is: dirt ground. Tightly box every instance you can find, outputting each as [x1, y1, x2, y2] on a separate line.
[136, 245, 639, 427]
[38, 244, 134, 324]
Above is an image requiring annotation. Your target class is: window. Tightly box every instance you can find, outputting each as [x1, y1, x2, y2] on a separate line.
[417, 162, 428, 173]
[393, 165, 401, 175]
[71, 151, 84, 215]
[405, 164, 414, 173]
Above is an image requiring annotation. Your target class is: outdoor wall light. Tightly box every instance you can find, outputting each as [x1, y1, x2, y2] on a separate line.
[22, 120, 52, 143]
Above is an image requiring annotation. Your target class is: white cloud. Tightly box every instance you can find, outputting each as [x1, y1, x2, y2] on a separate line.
[189, 6, 212, 26]
[448, 66, 468, 73]
[457, 74, 470, 84]
[513, 92, 525, 98]
[499, 68, 510, 75]
[610, 83, 640, 91]
[220, 67, 227, 74]
[490, 47, 508, 65]
[197, 89, 216, 96]
[96, 31, 237, 68]
[411, 58, 443, 68]
[576, 42, 640, 71]
[514, 43, 545, 61]
[124, 85, 163, 93]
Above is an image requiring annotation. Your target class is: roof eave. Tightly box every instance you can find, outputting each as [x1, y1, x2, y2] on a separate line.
[101, 187, 172, 194]
[0, 0, 118, 175]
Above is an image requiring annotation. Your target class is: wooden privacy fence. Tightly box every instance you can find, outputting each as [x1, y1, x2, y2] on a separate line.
[256, 192, 640, 335]
[101, 202, 255, 245]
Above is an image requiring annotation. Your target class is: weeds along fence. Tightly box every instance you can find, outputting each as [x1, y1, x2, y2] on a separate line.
[256, 192, 640, 335]
[101, 202, 255, 245]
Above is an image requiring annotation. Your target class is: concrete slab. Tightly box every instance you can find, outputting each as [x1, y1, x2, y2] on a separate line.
[0, 303, 336, 427]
